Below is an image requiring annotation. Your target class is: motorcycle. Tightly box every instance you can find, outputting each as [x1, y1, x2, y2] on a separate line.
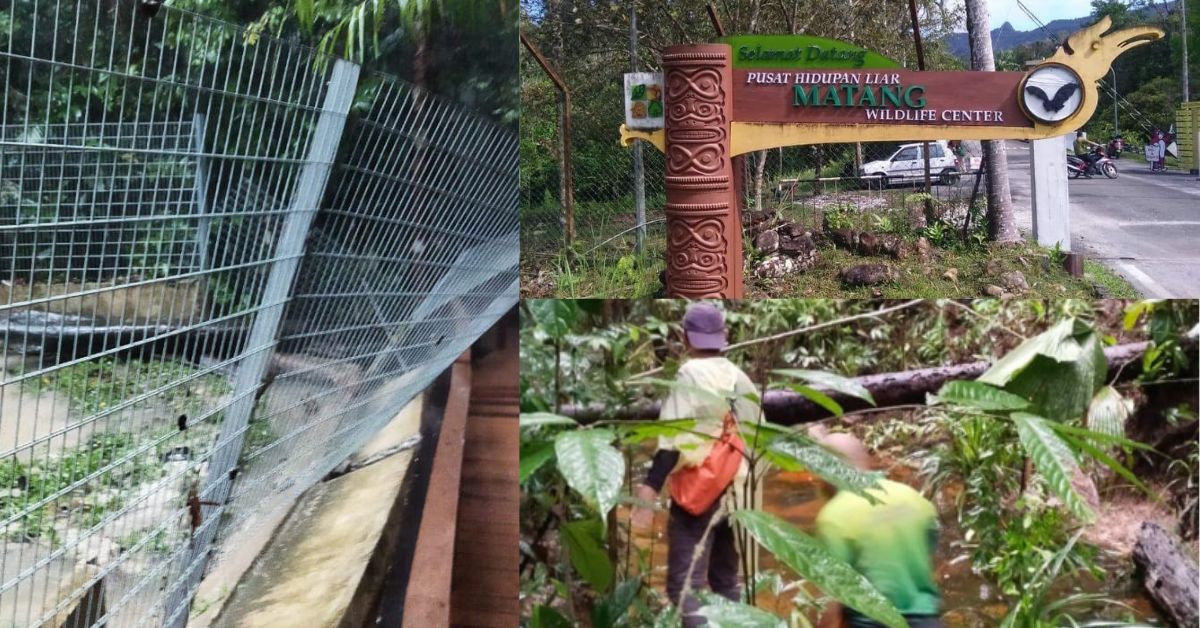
[1067, 148, 1118, 179]
[1107, 136, 1124, 159]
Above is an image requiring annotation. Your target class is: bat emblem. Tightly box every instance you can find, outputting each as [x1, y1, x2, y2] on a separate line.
[1024, 82, 1080, 113]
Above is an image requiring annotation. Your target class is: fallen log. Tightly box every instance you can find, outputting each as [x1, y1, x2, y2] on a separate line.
[562, 339, 1178, 424]
[1133, 521, 1199, 628]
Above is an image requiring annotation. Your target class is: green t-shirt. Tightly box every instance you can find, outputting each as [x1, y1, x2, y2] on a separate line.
[815, 479, 940, 617]
[1074, 137, 1090, 155]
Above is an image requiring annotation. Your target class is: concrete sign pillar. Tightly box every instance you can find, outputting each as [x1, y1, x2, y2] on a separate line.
[662, 44, 742, 298]
[1030, 134, 1071, 251]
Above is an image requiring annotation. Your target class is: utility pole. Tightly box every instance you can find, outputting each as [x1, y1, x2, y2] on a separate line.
[1111, 67, 1118, 135]
[629, 2, 646, 253]
[1182, 0, 1190, 102]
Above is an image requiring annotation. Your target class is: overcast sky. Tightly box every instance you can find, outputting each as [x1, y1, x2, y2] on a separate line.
[972, 0, 1097, 30]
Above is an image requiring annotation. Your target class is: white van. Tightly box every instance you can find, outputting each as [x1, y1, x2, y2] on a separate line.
[860, 141, 960, 187]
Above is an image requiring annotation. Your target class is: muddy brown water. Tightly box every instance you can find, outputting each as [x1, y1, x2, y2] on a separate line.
[627, 460, 1165, 625]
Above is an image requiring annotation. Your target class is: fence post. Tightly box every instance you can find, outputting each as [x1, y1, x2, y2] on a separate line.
[629, 3, 646, 254]
[161, 58, 361, 628]
[192, 114, 211, 275]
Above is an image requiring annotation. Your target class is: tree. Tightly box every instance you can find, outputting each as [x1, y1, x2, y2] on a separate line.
[964, 0, 1020, 244]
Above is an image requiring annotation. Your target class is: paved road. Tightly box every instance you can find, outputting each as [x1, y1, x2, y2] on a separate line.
[1005, 140, 1200, 297]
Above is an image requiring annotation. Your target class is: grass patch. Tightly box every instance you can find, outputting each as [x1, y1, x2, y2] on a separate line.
[747, 240, 1134, 298]
[34, 357, 231, 418]
[1, 431, 168, 544]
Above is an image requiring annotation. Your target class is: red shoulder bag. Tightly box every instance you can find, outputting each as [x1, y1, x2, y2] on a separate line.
[668, 411, 745, 516]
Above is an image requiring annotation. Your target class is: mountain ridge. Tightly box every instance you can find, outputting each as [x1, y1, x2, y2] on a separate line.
[945, 1, 1176, 59]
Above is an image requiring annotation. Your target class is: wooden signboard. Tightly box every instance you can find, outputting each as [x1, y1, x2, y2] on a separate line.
[620, 17, 1163, 298]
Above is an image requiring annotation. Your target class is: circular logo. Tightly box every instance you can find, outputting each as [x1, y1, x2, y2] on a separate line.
[1019, 64, 1084, 125]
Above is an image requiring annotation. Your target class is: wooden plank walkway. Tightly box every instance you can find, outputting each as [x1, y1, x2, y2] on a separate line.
[449, 337, 519, 628]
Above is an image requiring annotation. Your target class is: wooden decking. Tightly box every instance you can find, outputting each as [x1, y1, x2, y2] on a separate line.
[449, 337, 519, 628]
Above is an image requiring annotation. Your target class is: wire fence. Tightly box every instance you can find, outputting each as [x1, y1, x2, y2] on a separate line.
[0, 1, 517, 626]
[518, 110, 985, 296]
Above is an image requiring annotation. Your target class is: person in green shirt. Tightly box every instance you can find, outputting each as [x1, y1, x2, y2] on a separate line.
[813, 432, 942, 628]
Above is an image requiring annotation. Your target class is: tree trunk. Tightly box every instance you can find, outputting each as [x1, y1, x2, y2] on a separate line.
[753, 150, 768, 209]
[560, 339, 1190, 423]
[964, 0, 1019, 243]
[1133, 522, 1199, 628]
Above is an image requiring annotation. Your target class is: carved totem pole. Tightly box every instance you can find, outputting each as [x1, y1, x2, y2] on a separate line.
[661, 44, 741, 298]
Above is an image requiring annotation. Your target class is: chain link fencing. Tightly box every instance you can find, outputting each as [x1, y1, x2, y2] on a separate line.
[519, 88, 989, 296]
[0, 1, 517, 626]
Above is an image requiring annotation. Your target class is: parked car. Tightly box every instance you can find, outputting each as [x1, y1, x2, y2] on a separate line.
[860, 141, 960, 188]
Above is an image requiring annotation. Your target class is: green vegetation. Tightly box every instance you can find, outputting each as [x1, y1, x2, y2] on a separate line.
[0, 431, 167, 544]
[31, 358, 230, 419]
[520, 299, 1198, 626]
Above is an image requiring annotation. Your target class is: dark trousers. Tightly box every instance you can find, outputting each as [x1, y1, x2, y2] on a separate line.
[849, 613, 943, 628]
[666, 501, 740, 627]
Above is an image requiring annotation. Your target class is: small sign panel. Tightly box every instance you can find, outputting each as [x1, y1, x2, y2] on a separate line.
[1020, 65, 1084, 124]
[720, 34, 901, 70]
[624, 72, 664, 130]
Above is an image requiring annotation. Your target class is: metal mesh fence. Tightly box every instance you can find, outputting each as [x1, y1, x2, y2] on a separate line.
[518, 85, 986, 297]
[0, 1, 517, 626]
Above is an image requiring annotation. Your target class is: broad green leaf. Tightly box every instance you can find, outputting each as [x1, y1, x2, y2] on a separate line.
[783, 383, 843, 415]
[1122, 300, 1160, 331]
[981, 319, 1105, 422]
[528, 299, 579, 339]
[530, 605, 573, 628]
[561, 518, 614, 592]
[520, 441, 556, 483]
[980, 319, 1089, 385]
[731, 510, 906, 628]
[521, 412, 579, 428]
[592, 576, 641, 628]
[1010, 413, 1095, 523]
[555, 429, 624, 518]
[774, 369, 876, 405]
[929, 380, 1029, 411]
[1087, 386, 1132, 438]
[764, 438, 884, 500]
[696, 601, 786, 627]
[615, 419, 700, 444]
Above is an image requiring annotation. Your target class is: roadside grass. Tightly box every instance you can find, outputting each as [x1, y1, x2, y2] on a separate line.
[747, 240, 1139, 298]
[527, 220, 1138, 300]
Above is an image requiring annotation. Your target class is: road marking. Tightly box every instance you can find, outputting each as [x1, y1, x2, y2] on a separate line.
[1117, 260, 1172, 297]
[1115, 221, 1200, 227]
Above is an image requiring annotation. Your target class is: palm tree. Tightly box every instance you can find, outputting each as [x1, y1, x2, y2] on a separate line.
[964, 0, 1020, 244]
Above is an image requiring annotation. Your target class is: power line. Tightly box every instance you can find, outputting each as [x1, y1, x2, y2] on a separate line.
[1013, 0, 1159, 133]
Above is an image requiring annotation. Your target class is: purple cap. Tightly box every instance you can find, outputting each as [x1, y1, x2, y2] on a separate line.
[682, 302, 727, 351]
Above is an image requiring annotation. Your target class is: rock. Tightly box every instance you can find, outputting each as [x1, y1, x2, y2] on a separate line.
[1093, 283, 1110, 298]
[840, 263, 892, 286]
[755, 254, 802, 278]
[828, 228, 857, 250]
[984, 284, 1006, 297]
[753, 229, 780, 254]
[857, 232, 880, 256]
[777, 221, 805, 238]
[880, 235, 905, 259]
[1001, 270, 1029, 293]
[779, 232, 817, 262]
[943, 268, 959, 282]
[913, 237, 932, 261]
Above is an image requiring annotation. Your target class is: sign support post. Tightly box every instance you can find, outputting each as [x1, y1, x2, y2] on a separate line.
[662, 44, 742, 298]
[1030, 134, 1071, 251]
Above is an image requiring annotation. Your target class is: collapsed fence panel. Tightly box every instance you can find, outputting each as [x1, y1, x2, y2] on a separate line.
[0, 1, 518, 626]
